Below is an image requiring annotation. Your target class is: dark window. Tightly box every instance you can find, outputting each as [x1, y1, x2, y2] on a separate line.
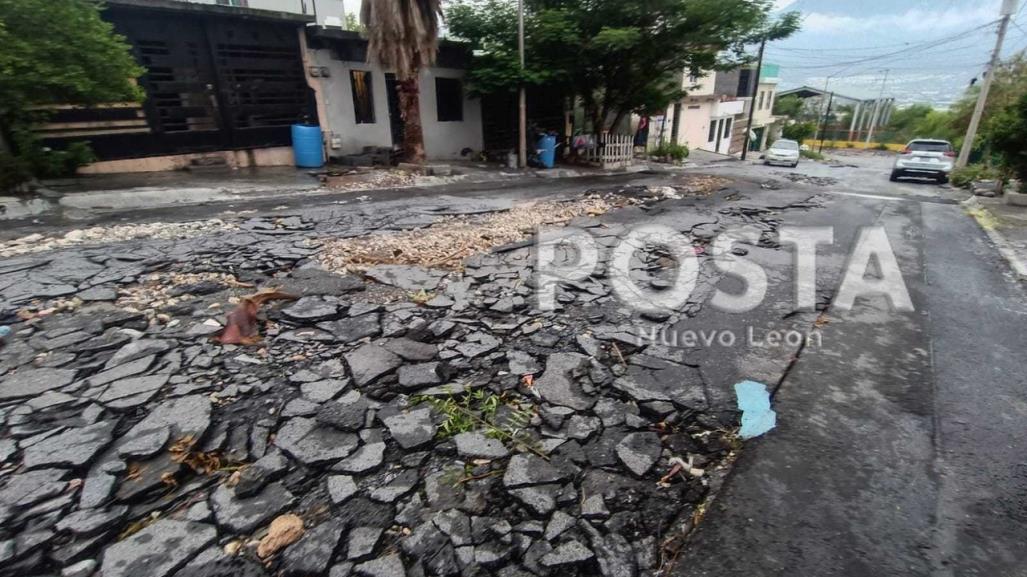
[722, 117, 732, 138]
[436, 77, 464, 122]
[708, 121, 717, 142]
[350, 70, 375, 124]
[758, 91, 765, 110]
[737, 69, 753, 97]
[909, 140, 953, 152]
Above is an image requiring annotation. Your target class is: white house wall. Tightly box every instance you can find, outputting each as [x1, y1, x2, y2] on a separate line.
[311, 50, 393, 154]
[418, 68, 484, 160]
[309, 50, 483, 160]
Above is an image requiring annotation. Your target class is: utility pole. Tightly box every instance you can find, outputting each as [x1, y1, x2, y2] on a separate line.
[518, 0, 527, 168]
[957, 0, 1017, 168]
[864, 68, 889, 145]
[741, 37, 766, 161]
[817, 91, 834, 153]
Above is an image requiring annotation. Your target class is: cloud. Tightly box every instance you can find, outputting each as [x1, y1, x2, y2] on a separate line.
[772, 0, 798, 11]
[802, 2, 1000, 34]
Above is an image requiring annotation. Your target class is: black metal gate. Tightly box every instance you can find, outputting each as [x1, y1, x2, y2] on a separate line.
[41, 6, 314, 160]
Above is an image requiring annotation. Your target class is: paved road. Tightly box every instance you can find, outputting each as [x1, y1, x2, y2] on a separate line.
[4, 150, 1024, 575]
[674, 153, 1027, 576]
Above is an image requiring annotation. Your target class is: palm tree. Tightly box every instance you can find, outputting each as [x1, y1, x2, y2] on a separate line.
[361, 0, 443, 163]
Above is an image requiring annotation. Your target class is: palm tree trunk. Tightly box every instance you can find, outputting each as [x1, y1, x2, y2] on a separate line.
[398, 77, 426, 163]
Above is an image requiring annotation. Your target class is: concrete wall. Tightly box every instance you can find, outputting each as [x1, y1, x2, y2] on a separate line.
[77, 147, 295, 174]
[309, 49, 483, 160]
[419, 68, 484, 159]
[675, 102, 716, 150]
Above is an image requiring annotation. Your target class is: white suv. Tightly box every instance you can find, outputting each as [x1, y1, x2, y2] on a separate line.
[890, 139, 955, 184]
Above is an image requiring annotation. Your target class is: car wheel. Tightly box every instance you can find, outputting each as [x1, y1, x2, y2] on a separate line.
[937, 175, 949, 184]
[791, 162, 798, 168]
[763, 160, 770, 165]
[889, 170, 900, 182]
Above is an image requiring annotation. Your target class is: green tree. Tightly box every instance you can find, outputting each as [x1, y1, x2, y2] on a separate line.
[772, 94, 804, 120]
[781, 121, 815, 144]
[361, 0, 442, 163]
[0, 0, 143, 147]
[991, 91, 1027, 184]
[882, 103, 933, 142]
[448, 0, 799, 133]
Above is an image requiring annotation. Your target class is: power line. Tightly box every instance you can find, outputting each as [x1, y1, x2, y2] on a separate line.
[765, 20, 1001, 70]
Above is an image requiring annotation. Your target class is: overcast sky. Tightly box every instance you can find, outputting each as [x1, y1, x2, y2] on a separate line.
[766, 0, 1027, 106]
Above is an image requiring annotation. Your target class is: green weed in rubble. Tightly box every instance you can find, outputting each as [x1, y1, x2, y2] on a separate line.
[414, 389, 544, 457]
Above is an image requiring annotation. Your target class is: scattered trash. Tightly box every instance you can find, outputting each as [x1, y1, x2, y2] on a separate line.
[257, 514, 305, 558]
[212, 289, 298, 345]
[734, 380, 777, 439]
[0, 325, 10, 349]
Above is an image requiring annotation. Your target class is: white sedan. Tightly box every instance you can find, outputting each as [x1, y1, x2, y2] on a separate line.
[763, 139, 800, 168]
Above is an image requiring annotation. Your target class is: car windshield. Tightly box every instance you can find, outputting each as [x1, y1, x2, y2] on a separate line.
[772, 140, 799, 150]
[909, 141, 952, 152]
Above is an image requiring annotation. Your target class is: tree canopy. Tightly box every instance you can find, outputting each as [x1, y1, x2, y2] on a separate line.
[447, 0, 799, 131]
[0, 0, 143, 129]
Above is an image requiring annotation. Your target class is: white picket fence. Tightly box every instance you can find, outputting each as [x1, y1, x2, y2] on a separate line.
[578, 133, 635, 169]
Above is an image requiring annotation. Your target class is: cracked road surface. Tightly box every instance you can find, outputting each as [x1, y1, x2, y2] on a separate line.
[0, 151, 1025, 577]
[675, 153, 1027, 577]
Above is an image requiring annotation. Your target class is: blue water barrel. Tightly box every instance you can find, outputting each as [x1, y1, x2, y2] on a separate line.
[537, 134, 557, 169]
[291, 124, 324, 168]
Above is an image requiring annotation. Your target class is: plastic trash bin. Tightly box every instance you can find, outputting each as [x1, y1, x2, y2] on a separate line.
[537, 134, 557, 169]
[291, 124, 324, 168]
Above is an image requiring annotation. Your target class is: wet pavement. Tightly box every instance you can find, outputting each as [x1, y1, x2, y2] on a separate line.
[1, 151, 1025, 577]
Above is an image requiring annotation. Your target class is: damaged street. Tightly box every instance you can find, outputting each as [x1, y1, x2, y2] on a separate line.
[1, 153, 1026, 577]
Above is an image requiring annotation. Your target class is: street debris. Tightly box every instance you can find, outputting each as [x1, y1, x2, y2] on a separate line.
[323, 168, 465, 193]
[318, 195, 621, 272]
[257, 513, 306, 558]
[0, 185, 788, 577]
[734, 380, 777, 439]
[0, 219, 237, 258]
[779, 173, 839, 187]
[213, 289, 298, 345]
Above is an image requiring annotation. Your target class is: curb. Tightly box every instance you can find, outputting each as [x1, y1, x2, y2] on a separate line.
[961, 196, 1027, 281]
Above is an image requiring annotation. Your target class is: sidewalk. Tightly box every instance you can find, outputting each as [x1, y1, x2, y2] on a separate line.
[963, 195, 1027, 280]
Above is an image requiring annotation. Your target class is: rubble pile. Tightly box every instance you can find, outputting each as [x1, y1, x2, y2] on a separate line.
[0, 220, 237, 259]
[318, 196, 621, 272]
[0, 192, 744, 577]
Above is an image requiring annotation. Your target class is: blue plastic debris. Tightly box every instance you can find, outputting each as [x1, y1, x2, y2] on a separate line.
[734, 380, 777, 439]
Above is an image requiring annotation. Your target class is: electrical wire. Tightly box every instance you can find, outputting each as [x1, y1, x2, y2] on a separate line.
[764, 20, 1000, 70]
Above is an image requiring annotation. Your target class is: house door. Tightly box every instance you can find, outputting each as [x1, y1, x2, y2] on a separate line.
[717, 117, 733, 154]
[384, 74, 405, 147]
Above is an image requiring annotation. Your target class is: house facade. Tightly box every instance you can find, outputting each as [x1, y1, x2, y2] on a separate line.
[305, 28, 483, 161]
[656, 63, 783, 156]
[38, 0, 483, 174]
[745, 63, 783, 151]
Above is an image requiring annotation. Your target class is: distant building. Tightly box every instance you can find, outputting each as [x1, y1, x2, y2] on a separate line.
[656, 63, 783, 156]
